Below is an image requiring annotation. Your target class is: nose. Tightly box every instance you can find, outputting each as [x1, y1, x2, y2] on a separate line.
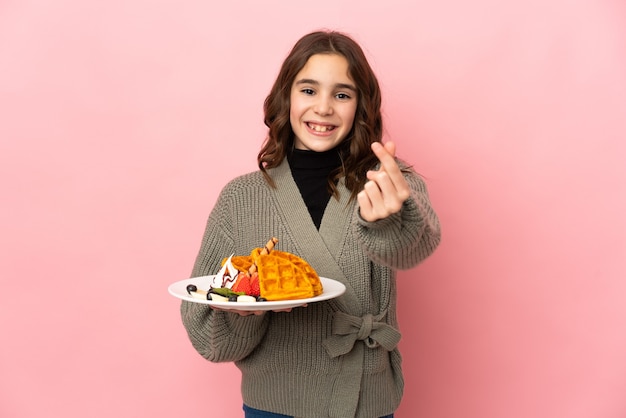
[313, 94, 333, 116]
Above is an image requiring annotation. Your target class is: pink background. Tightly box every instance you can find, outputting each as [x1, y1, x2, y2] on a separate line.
[1, 1, 625, 417]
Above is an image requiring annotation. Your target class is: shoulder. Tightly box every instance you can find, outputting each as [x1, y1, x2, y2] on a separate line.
[210, 170, 265, 204]
[222, 159, 291, 189]
[223, 170, 267, 189]
[208, 171, 271, 219]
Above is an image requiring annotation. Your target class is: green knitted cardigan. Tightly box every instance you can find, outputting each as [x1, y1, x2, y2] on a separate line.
[180, 158, 441, 418]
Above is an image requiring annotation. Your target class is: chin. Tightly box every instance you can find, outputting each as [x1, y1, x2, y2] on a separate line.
[296, 137, 345, 153]
[303, 144, 337, 153]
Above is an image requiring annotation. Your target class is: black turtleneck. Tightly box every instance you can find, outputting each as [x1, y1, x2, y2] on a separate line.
[287, 148, 342, 229]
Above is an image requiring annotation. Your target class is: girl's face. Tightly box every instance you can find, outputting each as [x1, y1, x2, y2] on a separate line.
[289, 53, 357, 152]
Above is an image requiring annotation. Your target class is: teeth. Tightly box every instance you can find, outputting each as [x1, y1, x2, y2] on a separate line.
[309, 123, 333, 132]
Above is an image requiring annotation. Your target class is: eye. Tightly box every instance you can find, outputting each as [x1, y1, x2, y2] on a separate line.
[301, 88, 315, 95]
[336, 92, 352, 100]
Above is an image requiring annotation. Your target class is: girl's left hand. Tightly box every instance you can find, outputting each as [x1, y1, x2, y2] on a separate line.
[357, 141, 411, 222]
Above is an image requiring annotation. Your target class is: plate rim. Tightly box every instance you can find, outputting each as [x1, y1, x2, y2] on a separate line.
[168, 275, 346, 311]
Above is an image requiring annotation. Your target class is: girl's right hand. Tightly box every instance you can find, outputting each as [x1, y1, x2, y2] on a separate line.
[211, 304, 307, 316]
[211, 306, 265, 316]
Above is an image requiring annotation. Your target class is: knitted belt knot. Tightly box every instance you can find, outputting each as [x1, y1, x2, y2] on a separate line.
[323, 311, 401, 358]
[357, 313, 374, 343]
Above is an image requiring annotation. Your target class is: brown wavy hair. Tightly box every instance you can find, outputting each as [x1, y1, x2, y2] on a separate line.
[258, 30, 383, 202]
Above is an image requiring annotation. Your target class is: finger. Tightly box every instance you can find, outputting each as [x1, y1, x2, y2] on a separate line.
[240, 310, 264, 316]
[368, 166, 410, 206]
[363, 179, 384, 207]
[383, 141, 396, 158]
[371, 141, 410, 202]
[366, 169, 392, 190]
[213, 307, 263, 316]
[357, 189, 374, 221]
[358, 180, 388, 222]
[371, 142, 398, 174]
[371, 142, 404, 184]
[368, 173, 405, 217]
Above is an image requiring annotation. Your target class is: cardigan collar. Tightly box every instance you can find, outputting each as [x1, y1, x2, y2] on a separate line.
[267, 159, 362, 315]
[266, 159, 398, 418]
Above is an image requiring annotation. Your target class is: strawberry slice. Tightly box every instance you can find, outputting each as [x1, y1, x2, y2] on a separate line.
[249, 273, 260, 297]
[231, 273, 253, 296]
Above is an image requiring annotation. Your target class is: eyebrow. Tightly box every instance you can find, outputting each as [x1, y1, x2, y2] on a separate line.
[294, 78, 357, 92]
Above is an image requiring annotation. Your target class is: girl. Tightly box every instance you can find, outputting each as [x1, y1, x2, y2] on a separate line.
[180, 30, 441, 418]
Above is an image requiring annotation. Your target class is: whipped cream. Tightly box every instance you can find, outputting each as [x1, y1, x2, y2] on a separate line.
[209, 254, 239, 289]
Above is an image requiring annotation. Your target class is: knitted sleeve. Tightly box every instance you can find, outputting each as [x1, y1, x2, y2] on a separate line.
[180, 302, 269, 362]
[180, 178, 270, 363]
[352, 161, 441, 270]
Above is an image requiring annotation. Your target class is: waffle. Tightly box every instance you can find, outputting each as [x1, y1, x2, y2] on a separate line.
[253, 249, 322, 301]
[268, 250, 323, 296]
[221, 238, 277, 274]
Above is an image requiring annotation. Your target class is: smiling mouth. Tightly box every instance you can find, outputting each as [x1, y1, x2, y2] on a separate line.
[307, 122, 336, 133]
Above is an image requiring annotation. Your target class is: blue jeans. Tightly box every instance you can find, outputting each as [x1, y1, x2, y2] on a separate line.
[243, 404, 394, 418]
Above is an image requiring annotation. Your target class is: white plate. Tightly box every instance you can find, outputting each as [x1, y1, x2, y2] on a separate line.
[168, 276, 346, 311]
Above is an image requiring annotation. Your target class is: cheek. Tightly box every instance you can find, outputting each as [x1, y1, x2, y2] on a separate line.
[289, 106, 298, 127]
[289, 95, 302, 123]
[344, 105, 357, 129]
